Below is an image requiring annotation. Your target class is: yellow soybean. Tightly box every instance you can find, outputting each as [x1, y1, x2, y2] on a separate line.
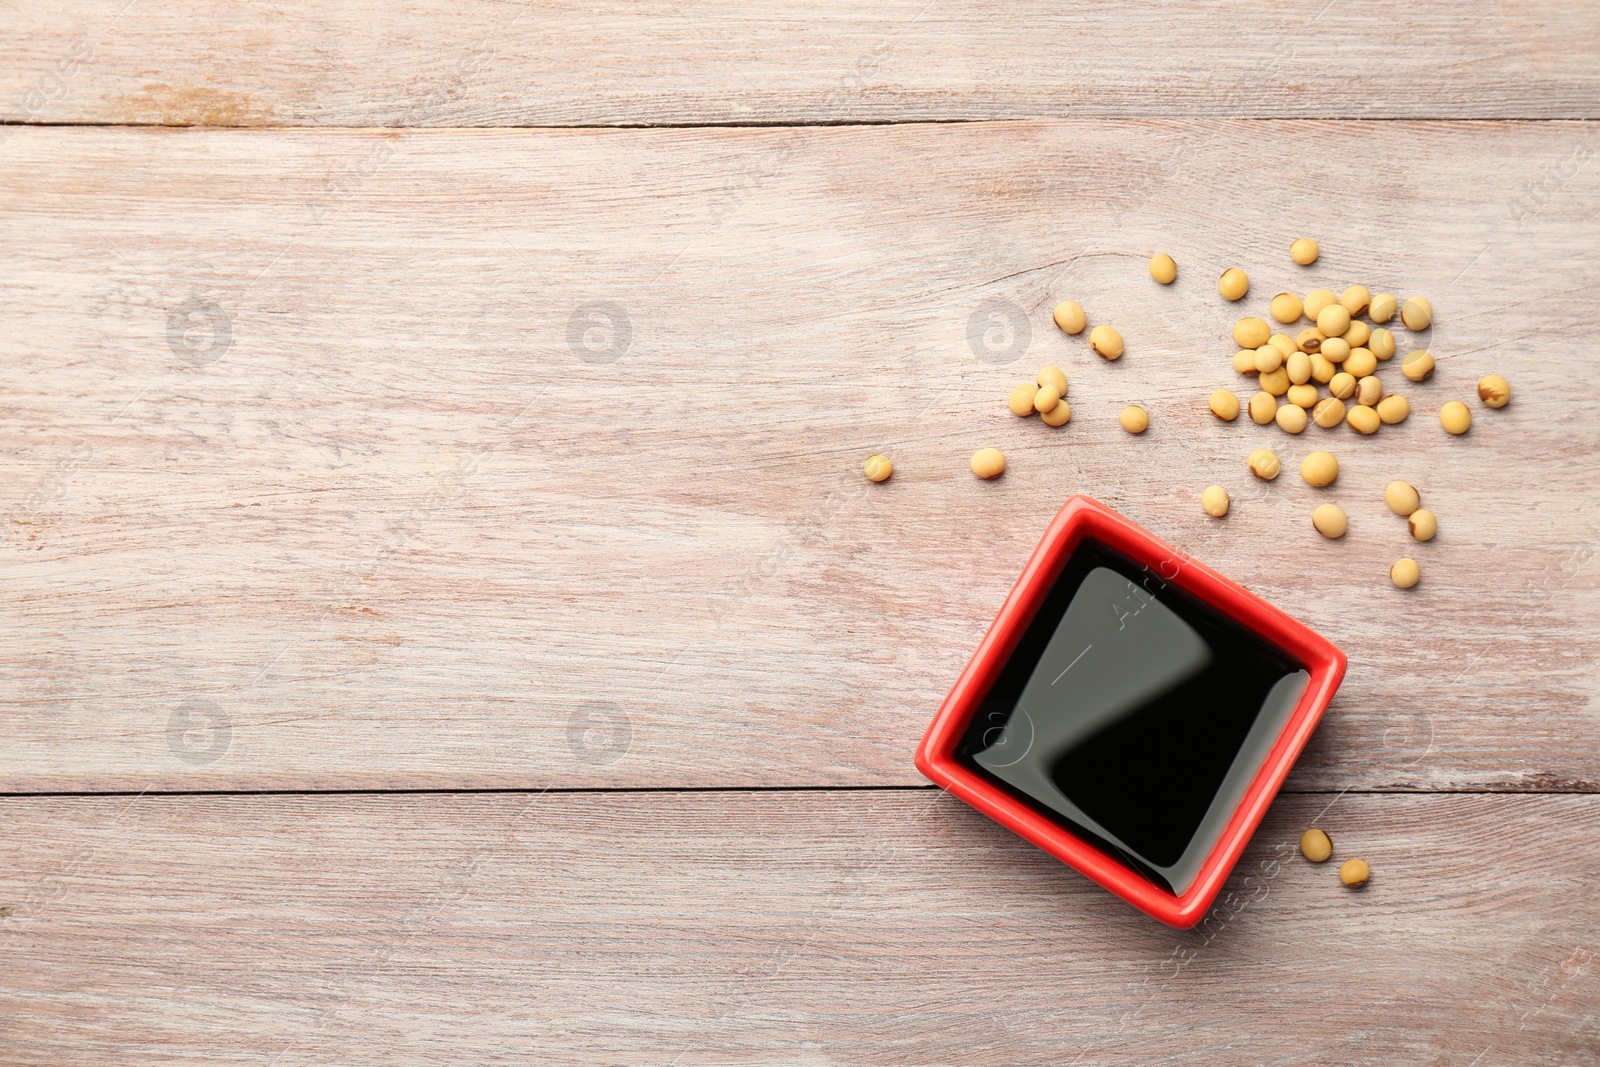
[1041, 399, 1073, 426]
[1271, 292, 1304, 323]
[1290, 238, 1320, 265]
[1313, 397, 1347, 428]
[1313, 503, 1349, 538]
[971, 448, 1006, 479]
[1402, 350, 1435, 382]
[1219, 268, 1249, 301]
[1402, 296, 1433, 331]
[1316, 304, 1352, 338]
[1202, 485, 1231, 517]
[1340, 286, 1371, 315]
[1090, 325, 1124, 360]
[1276, 403, 1308, 433]
[1286, 351, 1312, 385]
[1347, 405, 1380, 434]
[1376, 394, 1411, 424]
[1344, 347, 1378, 378]
[1053, 301, 1087, 334]
[1209, 390, 1241, 421]
[1303, 289, 1337, 321]
[1301, 450, 1339, 486]
[1233, 317, 1271, 349]
[1440, 400, 1472, 434]
[1248, 391, 1278, 425]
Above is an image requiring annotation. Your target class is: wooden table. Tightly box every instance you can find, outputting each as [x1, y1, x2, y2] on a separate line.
[4, 2, 1599, 1062]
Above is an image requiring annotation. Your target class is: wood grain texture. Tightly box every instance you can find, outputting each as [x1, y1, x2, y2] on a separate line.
[2, 121, 1598, 791]
[2, 1, 1600, 127]
[1, 791, 1596, 1065]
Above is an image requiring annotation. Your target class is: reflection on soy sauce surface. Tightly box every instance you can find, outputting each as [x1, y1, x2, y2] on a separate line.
[958, 539, 1308, 896]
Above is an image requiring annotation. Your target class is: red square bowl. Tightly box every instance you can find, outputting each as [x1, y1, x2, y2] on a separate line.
[914, 495, 1345, 928]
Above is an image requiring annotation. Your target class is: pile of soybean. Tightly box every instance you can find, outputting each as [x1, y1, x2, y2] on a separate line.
[901, 238, 1510, 590]
[1189, 238, 1508, 588]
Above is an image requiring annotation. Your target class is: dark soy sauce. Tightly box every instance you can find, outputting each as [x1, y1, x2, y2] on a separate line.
[957, 538, 1308, 896]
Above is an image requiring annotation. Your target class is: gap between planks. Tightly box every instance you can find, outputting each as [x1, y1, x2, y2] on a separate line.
[4, 117, 1600, 132]
[1, 786, 1595, 799]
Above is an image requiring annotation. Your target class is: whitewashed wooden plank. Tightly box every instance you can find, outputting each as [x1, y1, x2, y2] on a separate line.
[0, 121, 1597, 790]
[1, 1, 1599, 127]
[0, 792, 1594, 1064]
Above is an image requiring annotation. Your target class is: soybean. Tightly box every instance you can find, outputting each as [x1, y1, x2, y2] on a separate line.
[1053, 301, 1086, 335]
[1249, 391, 1278, 425]
[1313, 397, 1347, 428]
[1320, 337, 1351, 364]
[1296, 327, 1326, 354]
[1313, 503, 1349, 538]
[1440, 400, 1472, 434]
[1038, 366, 1069, 396]
[1316, 303, 1352, 338]
[1309, 352, 1336, 384]
[1290, 238, 1320, 265]
[1151, 254, 1178, 284]
[1287, 383, 1319, 409]
[1300, 828, 1333, 863]
[1034, 384, 1063, 414]
[1286, 351, 1312, 385]
[1234, 317, 1271, 349]
[1009, 383, 1039, 417]
[1344, 347, 1377, 378]
[1091, 325, 1124, 360]
[1409, 508, 1438, 541]
[1347, 405, 1380, 434]
[1328, 372, 1357, 400]
[1120, 405, 1150, 434]
[1269, 333, 1299, 358]
[1210, 389, 1241, 421]
[1369, 293, 1398, 323]
[1401, 350, 1435, 382]
[1303, 289, 1337, 321]
[1343, 319, 1372, 349]
[1219, 268, 1249, 301]
[1276, 403, 1308, 433]
[1254, 345, 1284, 373]
[1340, 286, 1371, 315]
[1339, 858, 1371, 887]
[1376, 394, 1411, 424]
[1478, 374, 1511, 408]
[1271, 292, 1304, 323]
[1301, 450, 1339, 487]
[1356, 375, 1383, 407]
[1391, 557, 1420, 589]
[971, 448, 1006, 479]
[1233, 349, 1259, 374]
[864, 454, 893, 482]
[1402, 296, 1433, 331]
[1041, 399, 1073, 426]
[1259, 366, 1290, 396]
[1202, 485, 1231, 517]
[1369, 328, 1396, 360]
[1248, 449, 1281, 480]
[1385, 481, 1420, 516]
